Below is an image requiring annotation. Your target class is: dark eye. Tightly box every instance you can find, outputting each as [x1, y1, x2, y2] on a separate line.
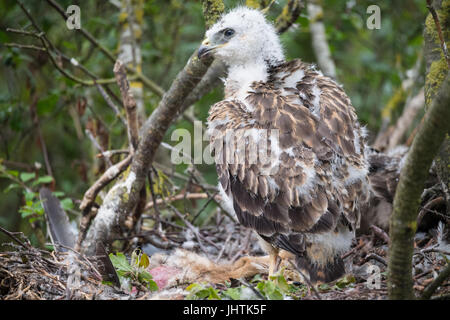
[223, 28, 235, 37]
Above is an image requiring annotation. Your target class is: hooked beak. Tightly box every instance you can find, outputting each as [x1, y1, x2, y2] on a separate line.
[198, 38, 215, 59]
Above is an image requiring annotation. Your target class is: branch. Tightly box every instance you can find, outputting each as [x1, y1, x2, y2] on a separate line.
[113, 60, 139, 151]
[426, 0, 450, 68]
[44, 0, 164, 97]
[276, 0, 305, 33]
[387, 88, 425, 150]
[80, 1, 225, 255]
[306, 0, 336, 79]
[421, 262, 450, 299]
[79, 154, 132, 213]
[387, 74, 450, 299]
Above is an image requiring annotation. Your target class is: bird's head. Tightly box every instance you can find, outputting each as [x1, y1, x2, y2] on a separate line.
[198, 7, 284, 68]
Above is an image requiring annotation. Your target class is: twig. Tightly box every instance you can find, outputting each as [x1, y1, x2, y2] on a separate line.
[0, 226, 31, 249]
[237, 279, 267, 300]
[96, 149, 129, 159]
[421, 263, 450, 300]
[370, 225, 390, 244]
[192, 191, 219, 224]
[144, 192, 212, 210]
[94, 84, 127, 126]
[79, 154, 133, 213]
[4, 43, 46, 52]
[168, 203, 220, 251]
[215, 233, 233, 263]
[287, 259, 322, 300]
[230, 229, 253, 263]
[113, 60, 139, 151]
[365, 253, 387, 266]
[85, 129, 113, 167]
[341, 239, 366, 259]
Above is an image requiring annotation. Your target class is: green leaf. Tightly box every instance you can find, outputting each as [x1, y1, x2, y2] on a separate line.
[60, 198, 74, 210]
[33, 175, 53, 185]
[37, 93, 59, 116]
[207, 287, 221, 300]
[109, 252, 133, 274]
[20, 172, 35, 182]
[335, 275, 356, 289]
[3, 183, 20, 193]
[146, 279, 159, 292]
[223, 287, 241, 300]
[24, 191, 36, 202]
[7, 170, 19, 177]
[139, 253, 150, 268]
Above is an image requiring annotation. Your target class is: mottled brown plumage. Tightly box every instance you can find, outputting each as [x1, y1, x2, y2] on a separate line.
[201, 7, 372, 284]
[208, 59, 370, 283]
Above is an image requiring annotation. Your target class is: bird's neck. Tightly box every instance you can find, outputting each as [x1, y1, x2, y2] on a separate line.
[224, 60, 269, 100]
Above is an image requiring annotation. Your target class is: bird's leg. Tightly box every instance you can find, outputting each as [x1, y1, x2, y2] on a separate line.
[268, 248, 280, 278]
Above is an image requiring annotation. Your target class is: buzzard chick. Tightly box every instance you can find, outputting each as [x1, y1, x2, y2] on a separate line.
[199, 7, 370, 284]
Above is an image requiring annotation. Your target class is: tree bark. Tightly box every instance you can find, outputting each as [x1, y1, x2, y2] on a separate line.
[387, 74, 450, 299]
[424, 0, 449, 205]
[307, 0, 336, 79]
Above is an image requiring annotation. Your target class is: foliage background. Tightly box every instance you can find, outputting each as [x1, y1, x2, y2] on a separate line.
[0, 0, 427, 246]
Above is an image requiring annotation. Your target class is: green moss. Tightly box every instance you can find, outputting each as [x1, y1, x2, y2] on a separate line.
[381, 87, 406, 120]
[425, 58, 448, 106]
[202, 0, 225, 29]
[424, 0, 449, 108]
[246, 0, 261, 9]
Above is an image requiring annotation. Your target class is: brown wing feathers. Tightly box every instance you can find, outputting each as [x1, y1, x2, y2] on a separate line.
[208, 59, 368, 281]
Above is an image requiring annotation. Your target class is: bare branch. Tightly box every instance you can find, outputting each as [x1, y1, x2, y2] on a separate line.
[113, 60, 139, 151]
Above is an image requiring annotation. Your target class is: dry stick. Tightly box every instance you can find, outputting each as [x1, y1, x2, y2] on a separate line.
[113, 60, 139, 151]
[96, 149, 129, 159]
[417, 196, 445, 226]
[4, 43, 46, 51]
[192, 191, 219, 224]
[79, 154, 132, 213]
[95, 84, 127, 126]
[370, 225, 390, 244]
[421, 262, 450, 300]
[215, 233, 233, 263]
[168, 203, 220, 251]
[365, 253, 388, 266]
[341, 240, 366, 260]
[85, 129, 114, 168]
[237, 278, 267, 300]
[144, 192, 212, 210]
[230, 229, 253, 263]
[387, 88, 425, 150]
[0, 226, 31, 249]
[426, 0, 450, 69]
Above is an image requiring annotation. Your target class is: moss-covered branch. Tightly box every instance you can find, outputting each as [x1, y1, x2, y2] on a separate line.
[387, 74, 450, 299]
[81, 0, 225, 255]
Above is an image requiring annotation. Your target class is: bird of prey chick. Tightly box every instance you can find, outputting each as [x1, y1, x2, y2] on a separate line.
[199, 7, 370, 284]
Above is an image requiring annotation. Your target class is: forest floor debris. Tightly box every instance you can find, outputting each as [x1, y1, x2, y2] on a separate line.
[0, 217, 448, 300]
